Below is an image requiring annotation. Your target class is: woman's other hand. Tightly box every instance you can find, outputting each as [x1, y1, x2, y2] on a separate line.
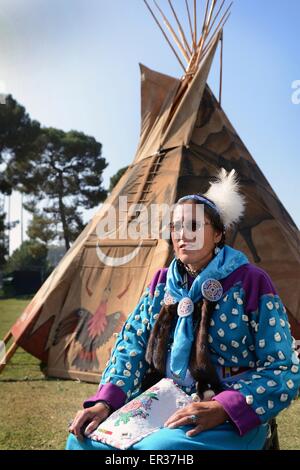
[164, 400, 228, 437]
[68, 403, 110, 441]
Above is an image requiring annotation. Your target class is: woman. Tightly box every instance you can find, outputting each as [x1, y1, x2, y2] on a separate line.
[66, 169, 300, 450]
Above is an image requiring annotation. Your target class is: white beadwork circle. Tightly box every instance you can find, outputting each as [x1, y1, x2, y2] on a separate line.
[177, 297, 194, 317]
[201, 278, 223, 302]
[163, 291, 177, 305]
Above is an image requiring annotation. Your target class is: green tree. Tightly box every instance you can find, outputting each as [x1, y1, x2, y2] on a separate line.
[0, 95, 40, 266]
[0, 94, 40, 195]
[109, 166, 128, 192]
[4, 240, 48, 274]
[26, 210, 56, 245]
[0, 207, 19, 267]
[6, 128, 108, 250]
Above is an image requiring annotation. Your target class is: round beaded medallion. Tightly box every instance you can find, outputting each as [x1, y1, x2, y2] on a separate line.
[177, 297, 194, 317]
[201, 278, 223, 302]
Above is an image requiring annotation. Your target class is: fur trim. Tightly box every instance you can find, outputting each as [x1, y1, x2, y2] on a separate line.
[204, 168, 246, 228]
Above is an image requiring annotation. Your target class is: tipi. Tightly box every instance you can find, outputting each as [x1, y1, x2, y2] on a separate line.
[1, 0, 299, 382]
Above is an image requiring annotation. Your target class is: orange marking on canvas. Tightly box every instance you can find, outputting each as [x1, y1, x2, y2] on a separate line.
[118, 278, 132, 299]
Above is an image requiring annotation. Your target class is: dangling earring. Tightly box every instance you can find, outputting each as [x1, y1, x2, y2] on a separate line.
[214, 245, 221, 255]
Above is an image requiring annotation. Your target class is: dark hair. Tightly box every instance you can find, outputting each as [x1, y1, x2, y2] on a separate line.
[144, 196, 226, 398]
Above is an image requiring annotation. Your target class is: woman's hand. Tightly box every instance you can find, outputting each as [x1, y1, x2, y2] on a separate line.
[164, 400, 229, 437]
[68, 403, 110, 441]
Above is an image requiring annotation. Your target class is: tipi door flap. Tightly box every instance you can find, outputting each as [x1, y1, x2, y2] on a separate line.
[47, 239, 158, 381]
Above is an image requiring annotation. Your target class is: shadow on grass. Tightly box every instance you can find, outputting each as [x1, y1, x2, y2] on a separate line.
[0, 377, 49, 382]
[0, 294, 34, 301]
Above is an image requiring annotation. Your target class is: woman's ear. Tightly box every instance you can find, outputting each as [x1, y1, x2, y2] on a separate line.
[214, 230, 222, 244]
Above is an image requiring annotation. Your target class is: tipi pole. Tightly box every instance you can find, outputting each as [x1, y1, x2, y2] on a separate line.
[0, 330, 18, 374]
[219, 30, 224, 106]
[167, 0, 193, 56]
[206, 1, 232, 39]
[201, 10, 231, 58]
[153, 0, 191, 61]
[193, 0, 212, 69]
[206, 0, 218, 32]
[143, 0, 187, 72]
[3, 331, 12, 343]
[201, 0, 211, 37]
[196, 1, 231, 61]
[193, 0, 197, 49]
[207, 0, 226, 37]
[185, 0, 195, 50]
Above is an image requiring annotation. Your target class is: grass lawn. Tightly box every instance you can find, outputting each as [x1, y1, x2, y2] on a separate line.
[0, 297, 299, 450]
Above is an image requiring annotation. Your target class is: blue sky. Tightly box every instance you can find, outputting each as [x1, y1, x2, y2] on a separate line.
[0, 0, 299, 254]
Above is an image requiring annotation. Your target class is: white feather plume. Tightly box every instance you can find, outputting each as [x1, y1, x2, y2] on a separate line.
[203, 168, 246, 228]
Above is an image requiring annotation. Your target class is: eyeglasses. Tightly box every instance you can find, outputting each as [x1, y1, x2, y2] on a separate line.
[170, 220, 212, 233]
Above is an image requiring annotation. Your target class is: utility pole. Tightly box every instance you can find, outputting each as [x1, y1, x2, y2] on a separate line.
[7, 195, 10, 256]
[21, 193, 24, 244]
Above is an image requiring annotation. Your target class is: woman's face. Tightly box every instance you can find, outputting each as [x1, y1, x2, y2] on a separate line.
[171, 202, 222, 268]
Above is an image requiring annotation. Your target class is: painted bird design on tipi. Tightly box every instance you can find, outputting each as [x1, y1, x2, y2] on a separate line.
[52, 285, 126, 370]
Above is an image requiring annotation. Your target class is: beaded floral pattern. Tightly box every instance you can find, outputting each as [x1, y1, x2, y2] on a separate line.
[114, 387, 160, 426]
